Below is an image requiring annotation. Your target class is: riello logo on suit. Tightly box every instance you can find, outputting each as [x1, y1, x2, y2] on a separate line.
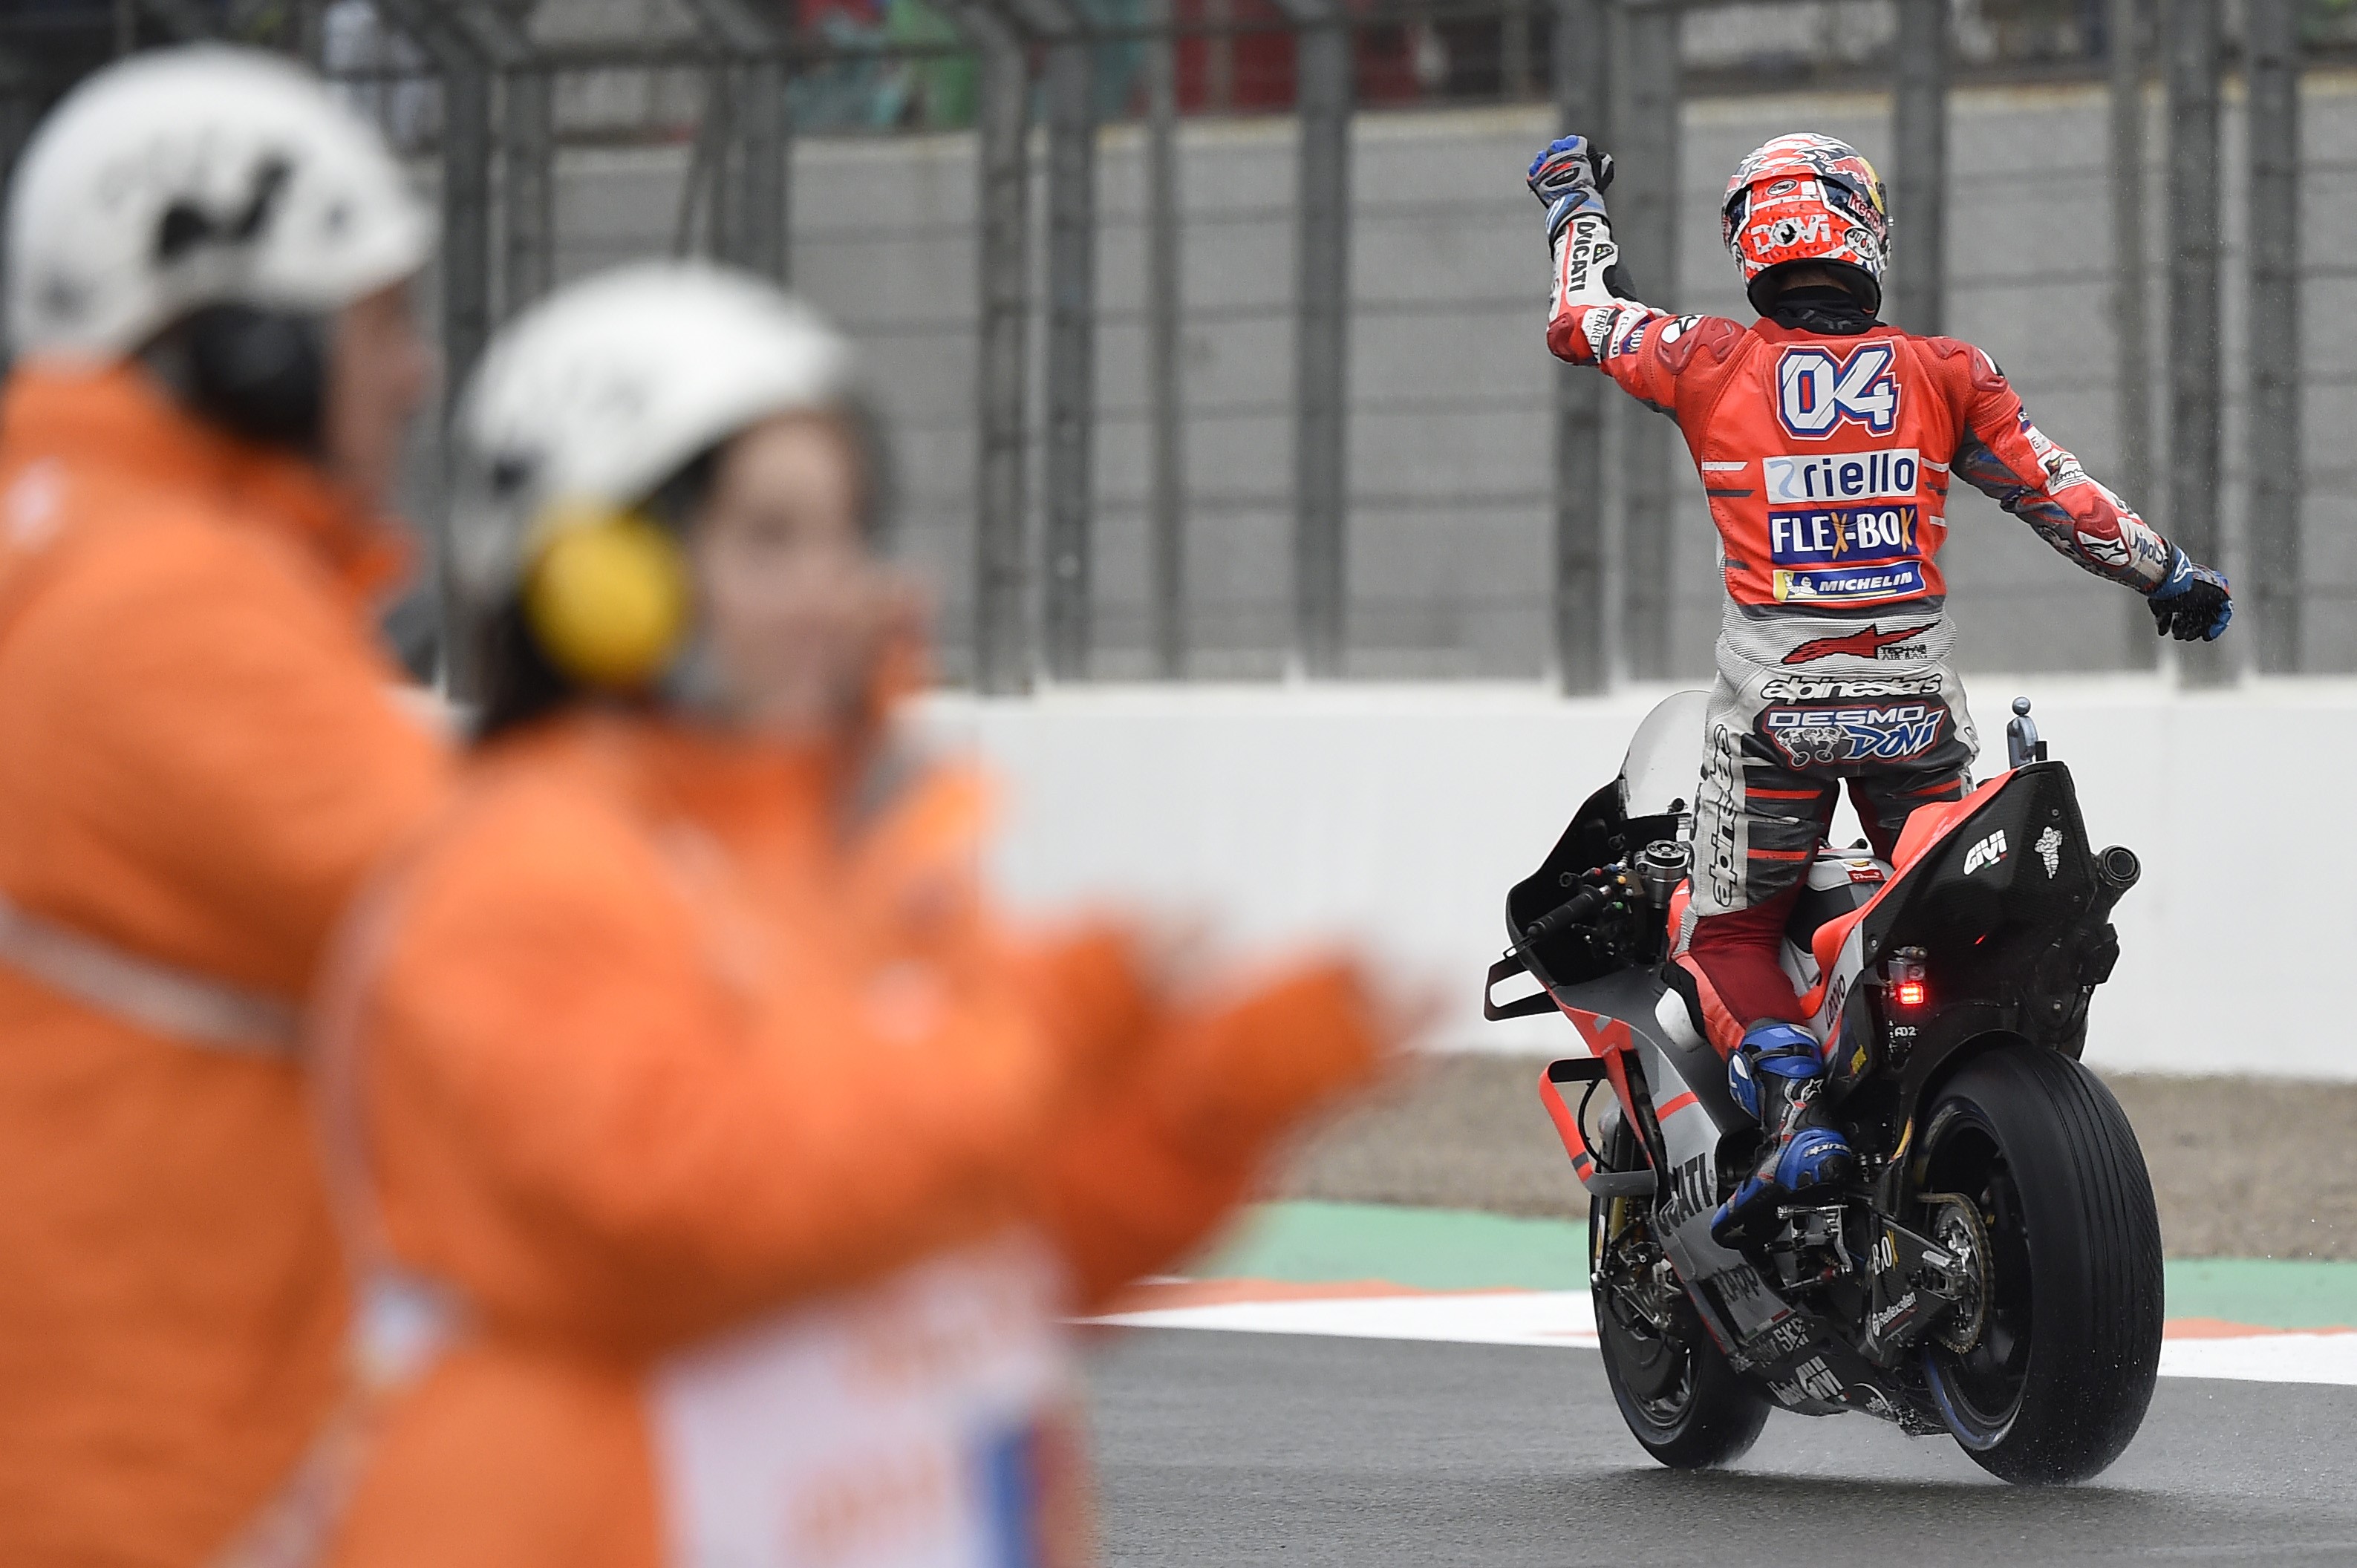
[1762, 448, 1920, 505]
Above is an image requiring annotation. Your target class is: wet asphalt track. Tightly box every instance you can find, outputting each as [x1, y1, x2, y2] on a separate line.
[1083, 1328, 2357, 1567]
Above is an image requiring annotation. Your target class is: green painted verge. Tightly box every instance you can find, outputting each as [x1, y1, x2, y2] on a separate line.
[2160, 1258, 2357, 1330]
[1193, 1200, 1589, 1293]
[1193, 1201, 2357, 1330]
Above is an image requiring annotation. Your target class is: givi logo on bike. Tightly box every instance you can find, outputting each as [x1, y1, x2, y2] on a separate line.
[1963, 829, 2008, 875]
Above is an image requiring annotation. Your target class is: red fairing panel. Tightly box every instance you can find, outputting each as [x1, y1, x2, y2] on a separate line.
[1536, 1066, 1603, 1187]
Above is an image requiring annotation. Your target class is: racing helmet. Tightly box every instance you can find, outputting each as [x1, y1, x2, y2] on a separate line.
[1721, 133, 1891, 317]
[451, 261, 861, 691]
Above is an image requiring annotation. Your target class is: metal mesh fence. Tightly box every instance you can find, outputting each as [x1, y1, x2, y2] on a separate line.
[3, 0, 2352, 685]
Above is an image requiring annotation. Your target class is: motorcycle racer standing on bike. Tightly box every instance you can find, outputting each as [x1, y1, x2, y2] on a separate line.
[1527, 131, 2232, 1245]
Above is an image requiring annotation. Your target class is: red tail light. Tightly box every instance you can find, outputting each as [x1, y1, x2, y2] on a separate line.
[1886, 947, 1930, 1009]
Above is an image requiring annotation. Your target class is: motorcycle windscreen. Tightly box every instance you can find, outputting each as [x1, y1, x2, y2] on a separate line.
[1502, 690, 1713, 987]
[1618, 689, 1710, 824]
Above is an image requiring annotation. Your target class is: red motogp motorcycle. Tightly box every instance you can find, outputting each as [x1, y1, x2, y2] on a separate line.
[1484, 693, 2162, 1483]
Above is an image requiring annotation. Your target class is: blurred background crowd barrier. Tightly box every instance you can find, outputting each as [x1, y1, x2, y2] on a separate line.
[1, 0, 2348, 690]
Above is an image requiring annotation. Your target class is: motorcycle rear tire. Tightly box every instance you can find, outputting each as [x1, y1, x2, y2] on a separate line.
[1920, 1045, 2163, 1484]
[1591, 1120, 1770, 1469]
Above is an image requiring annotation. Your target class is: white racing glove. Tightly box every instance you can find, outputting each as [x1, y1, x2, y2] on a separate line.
[1528, 134, 1614, 244]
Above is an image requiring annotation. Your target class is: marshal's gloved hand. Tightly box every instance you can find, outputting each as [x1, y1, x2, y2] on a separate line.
[1528, 134, 1614, 244]
[2148, 546, 2233, 641]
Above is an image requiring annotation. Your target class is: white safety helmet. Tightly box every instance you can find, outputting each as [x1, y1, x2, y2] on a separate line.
[6, 45, 433, 363]
[453, 261, 860, 688]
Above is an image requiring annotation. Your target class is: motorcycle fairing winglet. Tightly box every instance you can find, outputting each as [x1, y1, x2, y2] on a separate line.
[1538, 1058, 1652, 1199]
[1484, 954, 1560, 1020]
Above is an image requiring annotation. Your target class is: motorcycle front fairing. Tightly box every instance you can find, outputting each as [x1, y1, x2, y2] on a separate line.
[1502, 689, 1706, 996]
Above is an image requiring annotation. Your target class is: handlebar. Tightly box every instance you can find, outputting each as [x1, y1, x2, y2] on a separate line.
[1521, 884, 1608, 947]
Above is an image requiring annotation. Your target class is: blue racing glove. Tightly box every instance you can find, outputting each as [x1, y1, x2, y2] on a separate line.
[2148, 546, 2233, 641]
[1528, 135, 1614, 245]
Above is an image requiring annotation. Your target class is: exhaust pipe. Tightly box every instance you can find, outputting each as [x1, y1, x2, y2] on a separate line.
[2087, 843, 2141, 927]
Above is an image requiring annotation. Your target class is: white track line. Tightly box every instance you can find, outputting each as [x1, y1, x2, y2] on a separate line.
[1090, 1292, 2357, 1388]
[2158, 1333, 2357, 1387]
[1093, 1290, 1599, 1348]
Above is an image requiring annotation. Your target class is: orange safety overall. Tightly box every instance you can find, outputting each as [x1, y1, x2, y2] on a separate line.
[319, 711, 1387, 1568]
[0, 365, 449, 1566]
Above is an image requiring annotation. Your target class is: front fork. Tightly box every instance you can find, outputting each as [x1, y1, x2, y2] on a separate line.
[1594, 1194, 1708, 1382]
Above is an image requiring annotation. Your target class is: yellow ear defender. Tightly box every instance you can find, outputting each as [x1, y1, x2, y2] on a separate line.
[521, 503, 692, 689]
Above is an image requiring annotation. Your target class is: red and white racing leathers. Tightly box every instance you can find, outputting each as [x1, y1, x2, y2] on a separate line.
[1545, 207, 2181, 1054]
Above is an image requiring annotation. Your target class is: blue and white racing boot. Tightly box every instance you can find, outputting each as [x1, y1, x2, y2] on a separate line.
[1710, 1021, 1855, 1249]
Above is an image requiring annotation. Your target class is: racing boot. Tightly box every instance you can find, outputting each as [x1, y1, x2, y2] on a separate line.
[1710, 1021, 1855, 1249]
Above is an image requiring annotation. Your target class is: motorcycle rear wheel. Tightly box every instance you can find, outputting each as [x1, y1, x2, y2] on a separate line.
[1919, 1045, 2163, 1484]
[1590, 1120, 1770, 1469]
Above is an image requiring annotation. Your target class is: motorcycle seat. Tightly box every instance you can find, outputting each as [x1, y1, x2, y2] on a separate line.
[1786, 849, 1891, 950]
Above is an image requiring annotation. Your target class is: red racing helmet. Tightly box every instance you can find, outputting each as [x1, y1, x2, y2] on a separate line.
[1721, 133, 1891, 316]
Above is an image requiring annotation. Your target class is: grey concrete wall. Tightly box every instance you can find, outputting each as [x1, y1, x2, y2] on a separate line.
[463, 69, 2357, 682]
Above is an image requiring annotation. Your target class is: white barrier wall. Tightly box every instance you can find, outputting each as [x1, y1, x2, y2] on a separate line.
[922, 679, 2357, 1079]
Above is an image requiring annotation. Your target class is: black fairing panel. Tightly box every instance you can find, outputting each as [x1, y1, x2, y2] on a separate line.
[1856, 762, 2110, 1039]
[1507, 780, 1621, 935]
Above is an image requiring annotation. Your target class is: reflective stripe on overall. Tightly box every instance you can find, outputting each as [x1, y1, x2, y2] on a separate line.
[0, 886, 347, 1568]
